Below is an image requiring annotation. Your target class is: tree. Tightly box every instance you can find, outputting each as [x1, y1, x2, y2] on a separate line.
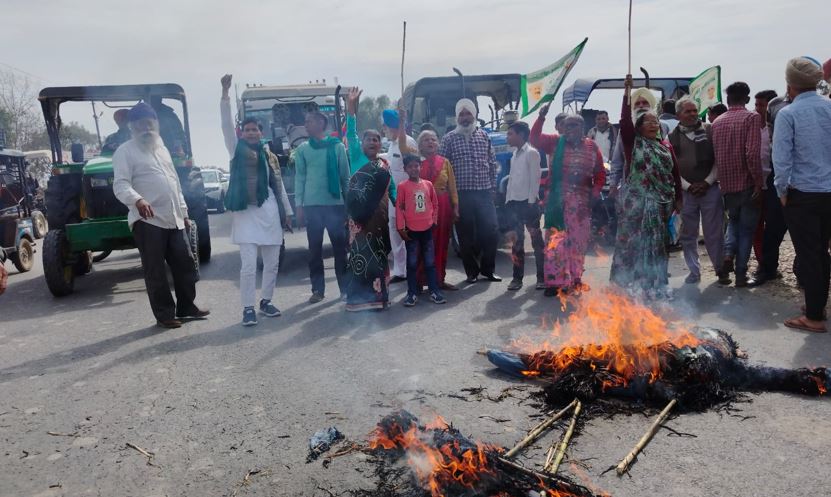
[0, 69, 41, 150]
[355, 94, 392, 134]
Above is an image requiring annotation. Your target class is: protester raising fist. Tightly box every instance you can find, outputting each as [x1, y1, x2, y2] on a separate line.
[346, 87, 362, 116]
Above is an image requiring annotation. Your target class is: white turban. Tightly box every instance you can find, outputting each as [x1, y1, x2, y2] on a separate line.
[786, 56, 823, 90]
[631, 88, 658, 113]
[455, 98, 477, 118]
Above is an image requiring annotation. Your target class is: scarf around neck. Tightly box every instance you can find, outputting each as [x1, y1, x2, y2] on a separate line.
[544, 137, 568, 231]
[226, 140, 269, 211]
[308, 136, 342, 198]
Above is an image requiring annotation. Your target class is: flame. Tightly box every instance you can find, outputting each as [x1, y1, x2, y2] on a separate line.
[513, 287, 700, 390]
[547, 228, 565, 251]
[368, 416, 499, 497]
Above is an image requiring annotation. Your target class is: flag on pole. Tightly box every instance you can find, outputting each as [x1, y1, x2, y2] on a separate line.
[688, 66, 722, 118]
[520, 38, 588, 117]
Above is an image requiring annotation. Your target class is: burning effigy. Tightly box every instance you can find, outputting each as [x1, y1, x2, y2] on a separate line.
[486, 288, 829, 411]
[362, 410, 604, 497]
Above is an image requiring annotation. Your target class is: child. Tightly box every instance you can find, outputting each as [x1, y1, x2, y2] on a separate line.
[396, 155, 446, 306]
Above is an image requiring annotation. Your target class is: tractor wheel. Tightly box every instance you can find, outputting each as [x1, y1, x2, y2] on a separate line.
[187, 221, 200, 280]
[11, 238, 35, 273]
[92, 250, 112, 263]
[45, 174, 82, 229]
[216, 193, 226, 213]
[43, 229, 75, 297]
[32, 211, 48, 239]
[74, 250, 93, 276]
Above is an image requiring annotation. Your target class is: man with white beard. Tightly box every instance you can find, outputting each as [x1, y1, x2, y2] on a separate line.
[113, 102, 208, 329]
[438, 99, 501, 284]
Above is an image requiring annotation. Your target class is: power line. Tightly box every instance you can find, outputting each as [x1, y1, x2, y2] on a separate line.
[0, 61, 50, 83]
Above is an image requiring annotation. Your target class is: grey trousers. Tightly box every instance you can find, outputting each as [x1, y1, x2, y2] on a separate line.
[680, 184, 724, 277]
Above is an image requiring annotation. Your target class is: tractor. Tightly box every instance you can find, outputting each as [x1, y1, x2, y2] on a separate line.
[38, 84, 211, 296]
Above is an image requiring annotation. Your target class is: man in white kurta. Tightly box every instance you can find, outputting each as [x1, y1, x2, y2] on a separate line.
[382, 109, 417, 282]
[220, 74, 293, 326]
[113, 102, 208, 329]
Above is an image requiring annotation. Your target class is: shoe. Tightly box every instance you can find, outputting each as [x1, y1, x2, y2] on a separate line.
[390, 275, 407, 284]
[466, 275, 478, 284]
[308, 292, 324, 304]
[543, 287, 559, 297]
[403, 294, 418, 307]
[439, 282, 459, 291]
[157, 319, 182, 329]
[734, 274, 749, 288]
[242, 307, 258, 326]
[176, 307, 210, 319]
[747, 275, 768, 288]
[684, 273, 700, 284]
[716, 272, 732, 285]
[507, 279, 523, 291]
[482, 273, 503, 282]
[535, 280, 546, 290]
[429, 291, 447, 304]
[259, 299, 281, 317]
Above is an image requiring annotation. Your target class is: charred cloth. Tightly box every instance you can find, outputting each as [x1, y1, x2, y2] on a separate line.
[354, 410, 602, 497]
[487, 327, 830, 412]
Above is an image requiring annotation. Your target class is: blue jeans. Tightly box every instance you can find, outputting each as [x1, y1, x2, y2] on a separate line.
[405, 229, 438, 296]
[304, 205, 348, 295]
[723, 187, 761, 277]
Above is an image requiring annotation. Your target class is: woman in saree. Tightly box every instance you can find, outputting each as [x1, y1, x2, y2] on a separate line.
[610, 75, 683, 299]
[541, 114, 606, 296]
[344, 88, 395, 311]
[395, 110, 460, 291]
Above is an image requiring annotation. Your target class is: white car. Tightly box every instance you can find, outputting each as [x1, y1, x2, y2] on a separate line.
[200, 169, 226, 213]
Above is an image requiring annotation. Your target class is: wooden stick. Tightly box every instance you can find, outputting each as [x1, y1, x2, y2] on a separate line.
[627, 0, 633, 75]
[496, 457, 585, 495]
[400, 21, 407, 97]
[546, 400, 582, 474]
[615, 398, 677, 476]
[504, 399, 577, 459]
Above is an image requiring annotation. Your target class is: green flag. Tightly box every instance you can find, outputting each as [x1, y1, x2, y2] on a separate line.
[688, 66, 722, 118]
[520, 38, 588, 117]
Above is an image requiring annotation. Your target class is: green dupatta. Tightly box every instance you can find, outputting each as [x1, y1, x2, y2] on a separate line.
[225, 140, 269, 211]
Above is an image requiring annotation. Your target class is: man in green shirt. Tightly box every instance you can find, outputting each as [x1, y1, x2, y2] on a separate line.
[294, 112, 350, 303]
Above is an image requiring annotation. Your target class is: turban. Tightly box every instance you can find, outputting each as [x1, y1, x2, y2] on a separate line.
[455, 98, 477, 118]
[785, 57, 823, 90]
[128, 102, 158, 122]
[823, 58, 831, 83]
[630, 88, 658, 113]
[382, 109, 400, 129]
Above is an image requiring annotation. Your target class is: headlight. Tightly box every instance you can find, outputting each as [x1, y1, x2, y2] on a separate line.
[90, 177, 109, 188]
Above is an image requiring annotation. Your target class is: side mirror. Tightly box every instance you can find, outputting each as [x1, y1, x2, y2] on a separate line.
[70, 143, 85, 163]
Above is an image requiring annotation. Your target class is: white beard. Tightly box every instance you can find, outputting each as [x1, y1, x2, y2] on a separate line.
[135, 131, 161, 150]
[455, 122, 476, 137]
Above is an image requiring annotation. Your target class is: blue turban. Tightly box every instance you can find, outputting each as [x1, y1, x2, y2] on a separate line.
[382, 109, 400, 129]
[128, 102, 158, 122]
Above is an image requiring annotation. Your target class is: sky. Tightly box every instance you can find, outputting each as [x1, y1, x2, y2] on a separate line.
[3, 0, 826, 164]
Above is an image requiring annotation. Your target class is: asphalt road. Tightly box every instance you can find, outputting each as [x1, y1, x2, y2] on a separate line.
[1, 212, 829, 497]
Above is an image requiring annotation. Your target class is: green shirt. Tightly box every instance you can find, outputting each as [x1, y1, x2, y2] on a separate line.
[293, 140, 350, 207]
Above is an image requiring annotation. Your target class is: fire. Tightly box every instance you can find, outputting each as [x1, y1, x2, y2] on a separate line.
[514, 287, 700, 390]
[368, 414, 499, 497]
[547, 228, 565, 251]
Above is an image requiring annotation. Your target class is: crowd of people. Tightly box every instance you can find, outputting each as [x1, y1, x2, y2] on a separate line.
[45, 56, 830, 334]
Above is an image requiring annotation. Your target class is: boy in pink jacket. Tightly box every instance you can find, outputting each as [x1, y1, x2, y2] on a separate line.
[396, 155, 446, 306]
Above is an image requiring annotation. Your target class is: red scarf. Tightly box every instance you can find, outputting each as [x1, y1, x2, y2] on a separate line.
[420, 155, 445, 183]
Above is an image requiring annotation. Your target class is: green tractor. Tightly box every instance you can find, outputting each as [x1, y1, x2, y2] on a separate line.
[38, 84, 211, 297]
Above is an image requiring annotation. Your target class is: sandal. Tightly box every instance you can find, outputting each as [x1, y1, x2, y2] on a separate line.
[800, 306, 828, 321]
[784, 316, 827, 333]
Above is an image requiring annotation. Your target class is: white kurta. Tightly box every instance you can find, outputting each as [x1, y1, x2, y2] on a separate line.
[230, 192, 283, 246]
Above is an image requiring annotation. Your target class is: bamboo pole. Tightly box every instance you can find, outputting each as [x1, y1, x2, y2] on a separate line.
[627, 0, 633, 75]
[504, 399, 578, 459]
[615, 398, 677, 476]
[546, 400, 582, 474]
[496, 457, 585, 496]
[400, 21, 407, 97]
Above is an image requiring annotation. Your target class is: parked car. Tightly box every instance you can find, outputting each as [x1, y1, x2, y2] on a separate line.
[200, 168, 226, 213]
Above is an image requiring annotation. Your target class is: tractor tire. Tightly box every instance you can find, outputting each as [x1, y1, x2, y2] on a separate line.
[187, 221, 200, 280]
[32, 210, 48, 239]
[182, 168, 211, 263]
[11, 238, 35, 273]
[43, 229, 75, 297]
[74, 250, 93, 276]
[92, 250, 112, 263]
[45, 174, 82, 229]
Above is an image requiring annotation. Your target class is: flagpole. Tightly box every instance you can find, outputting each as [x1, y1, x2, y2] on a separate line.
[400, 20, 407, 97]
[627, 0, 633, 75]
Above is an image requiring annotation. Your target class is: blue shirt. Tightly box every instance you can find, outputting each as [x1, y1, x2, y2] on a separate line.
[772, 91, 831, 197]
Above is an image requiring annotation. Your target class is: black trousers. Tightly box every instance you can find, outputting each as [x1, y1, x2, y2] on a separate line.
[304, 205, 348, 295]
[505, 200, 544, 281]
[457, 190, 499, 279]
[783, 189, 831, 321]
[760, 173, 789, 277]
[132, 221, 198, 322]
